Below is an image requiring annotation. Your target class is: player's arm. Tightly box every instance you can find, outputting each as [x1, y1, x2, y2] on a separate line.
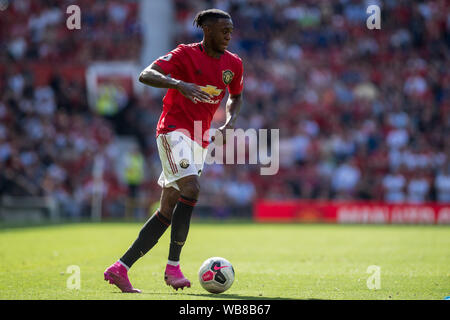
[138, 63, 211, 103]
[213, 93, 242, 144]
[223, 93, 242, 130]
[214, 58, 244, 144]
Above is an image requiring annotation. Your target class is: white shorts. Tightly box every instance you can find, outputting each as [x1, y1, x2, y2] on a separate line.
[156, 131, 207, 191]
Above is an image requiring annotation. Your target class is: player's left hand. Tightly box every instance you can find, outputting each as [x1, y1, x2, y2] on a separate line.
[212, 124, 233, 145]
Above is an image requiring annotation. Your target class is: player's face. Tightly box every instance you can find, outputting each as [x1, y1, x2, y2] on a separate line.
[209, 18, 234, 53]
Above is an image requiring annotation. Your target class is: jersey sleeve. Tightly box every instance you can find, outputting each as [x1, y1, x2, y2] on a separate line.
[228, 58, 244, 95]
[153, 45, 185, 76]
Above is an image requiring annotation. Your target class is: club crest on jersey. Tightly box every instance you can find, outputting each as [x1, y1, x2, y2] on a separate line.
[179, 159, 190, 169]
[222, 70, 234, 85]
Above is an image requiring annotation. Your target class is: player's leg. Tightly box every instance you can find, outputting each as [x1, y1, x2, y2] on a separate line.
[158, 186, 180, 221]
[104, 187, 179, 293]
[119, 186, 179, 268]
[168, 174, 199, 263]
[156, 131, 206, 289]
[164, 174, 199, 290]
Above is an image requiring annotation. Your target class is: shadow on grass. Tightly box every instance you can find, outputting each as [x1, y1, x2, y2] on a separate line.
[115, 291, 317, 300]
[181, 293, 302, 300]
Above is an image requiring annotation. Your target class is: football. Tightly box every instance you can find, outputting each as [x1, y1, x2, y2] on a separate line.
[198, 257, 235, 294]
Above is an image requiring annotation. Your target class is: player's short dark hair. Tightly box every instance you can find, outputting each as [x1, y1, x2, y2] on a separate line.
[193, 9, 231, 28]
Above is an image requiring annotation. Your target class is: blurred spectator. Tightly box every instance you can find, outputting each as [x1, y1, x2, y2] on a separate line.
[406, 170, 431, 204]
[382, 166, 406, 203]
[434, 162, 450, 203]
[123, 146, 145, 199]
[224, 171, 257, 206]
[331, 159, 361, 199]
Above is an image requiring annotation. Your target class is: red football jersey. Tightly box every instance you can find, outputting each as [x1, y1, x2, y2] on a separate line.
[153, 42, 244, 148]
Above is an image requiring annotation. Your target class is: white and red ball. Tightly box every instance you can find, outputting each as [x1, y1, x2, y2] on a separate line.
[198, 257, 235, 294]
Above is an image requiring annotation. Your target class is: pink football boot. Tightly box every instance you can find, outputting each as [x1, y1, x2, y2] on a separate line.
[164, 264, 191, 291]
[104, 261, 141, 293]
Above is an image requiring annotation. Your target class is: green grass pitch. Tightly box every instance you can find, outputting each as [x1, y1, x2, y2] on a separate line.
[0, 221, 448, 300]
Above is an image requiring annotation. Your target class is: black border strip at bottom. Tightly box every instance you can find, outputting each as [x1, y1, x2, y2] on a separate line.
[1, 300, 447, 318]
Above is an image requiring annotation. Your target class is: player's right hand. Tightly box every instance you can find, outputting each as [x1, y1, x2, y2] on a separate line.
[176, 81, 212, 104]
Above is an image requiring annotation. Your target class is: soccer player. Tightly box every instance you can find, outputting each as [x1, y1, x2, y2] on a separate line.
[104, 9, 243, 293]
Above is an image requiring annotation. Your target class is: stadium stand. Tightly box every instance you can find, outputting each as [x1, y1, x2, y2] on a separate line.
[172, 0, 450, 205]
[0, 0, 449, 220]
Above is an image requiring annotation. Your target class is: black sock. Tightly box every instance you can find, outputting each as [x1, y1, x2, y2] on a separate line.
[120, 210, 171, 268]
[168, 195, 197, 262]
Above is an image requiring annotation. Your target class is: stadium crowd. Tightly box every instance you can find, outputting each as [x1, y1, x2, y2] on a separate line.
[0, 0, 140, 217]
[0, 0, 449, 218]
[172, 0, 450, 206]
